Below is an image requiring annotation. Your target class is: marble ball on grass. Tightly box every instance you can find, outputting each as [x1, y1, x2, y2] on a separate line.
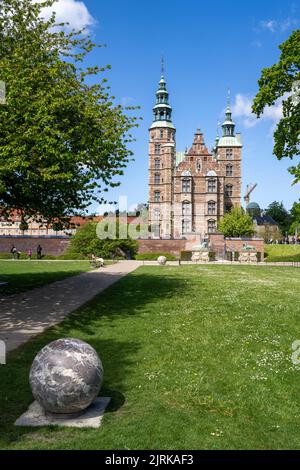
[157, 256, 167, 266]
[29, 338, 103, 415]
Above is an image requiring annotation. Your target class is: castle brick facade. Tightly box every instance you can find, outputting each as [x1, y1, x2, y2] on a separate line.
[148, 73, 242, 239]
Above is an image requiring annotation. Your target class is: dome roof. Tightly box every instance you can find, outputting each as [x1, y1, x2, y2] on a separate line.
[247, 202, 260, 210]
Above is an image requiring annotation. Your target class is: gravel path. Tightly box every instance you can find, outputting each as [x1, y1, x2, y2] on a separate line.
[0, 261, 141, 353]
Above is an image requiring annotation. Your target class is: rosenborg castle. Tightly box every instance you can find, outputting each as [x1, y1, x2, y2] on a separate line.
[148, 72, 242, 239]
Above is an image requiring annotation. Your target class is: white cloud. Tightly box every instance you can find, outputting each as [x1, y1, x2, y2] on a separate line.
[259, 17, 299, 33]
[232, 93, 283, 129]
[37, 0, 95, 31]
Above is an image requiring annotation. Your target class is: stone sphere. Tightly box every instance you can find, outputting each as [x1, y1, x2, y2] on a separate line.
[29, 338, 103, 415]
[157, 256, 167, 266]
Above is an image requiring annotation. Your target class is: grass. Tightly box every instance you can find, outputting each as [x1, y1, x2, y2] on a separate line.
[264, 244, 300, 262]
[0, 260, 91, 294]
[1, 265, 300, 449]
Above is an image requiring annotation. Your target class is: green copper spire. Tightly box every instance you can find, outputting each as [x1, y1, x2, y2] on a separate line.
[222, 89, 235, 137]
[151, 61, 174, 128]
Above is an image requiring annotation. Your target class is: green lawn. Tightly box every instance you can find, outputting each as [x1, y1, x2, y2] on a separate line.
[265, 244, 300, 262]
[1, 265, 300, 450]
[0, 260, 90, 294]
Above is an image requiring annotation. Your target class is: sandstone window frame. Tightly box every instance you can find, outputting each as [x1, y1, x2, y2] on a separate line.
[207, 178, 217, 193]
[182, 178, 191, 193]
[182, 218, 191, 234]
[226, 164, 233, 176]
[207, 200, 216, 215]
[226, 148, 233, 159]
[154, 173, 160, 185]
[154, 144, 161, 155]
[154, 191, 160, 202]
[182, 201, 191, 216]
[207, 219, 216, 234]
[225, 184, 233, 197]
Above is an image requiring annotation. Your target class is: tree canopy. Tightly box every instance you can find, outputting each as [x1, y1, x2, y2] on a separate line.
[218, 207, 254, 238]
[0, 0, 139, 224]
[265, 201, 291, 234]
[252, 29, 300, 183]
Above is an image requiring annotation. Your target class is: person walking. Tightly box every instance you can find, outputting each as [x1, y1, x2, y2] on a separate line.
[10, 246, 17, 260]
[27, 248, 32, 260]
[37, 244, 43, 260]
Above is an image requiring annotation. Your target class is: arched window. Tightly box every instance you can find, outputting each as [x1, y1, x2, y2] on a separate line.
[208, 179, 216, 193]
[182, 201, 191, 216]
[225, 184, 233, 197]
[208, 219, 216, 234]
[154, 173, 160, 185]
[226, 164, 233, 176]
[196, 159, 201, 172]
[182, 178, 191, 193]
[208, 201, 216, 215]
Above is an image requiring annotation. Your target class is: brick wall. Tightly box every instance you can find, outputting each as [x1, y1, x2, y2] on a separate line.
[138, 238, 198, 257]
[0, 237, 70, 256]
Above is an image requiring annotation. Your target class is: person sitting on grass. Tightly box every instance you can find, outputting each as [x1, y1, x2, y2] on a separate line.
[10, 246, 17, 260]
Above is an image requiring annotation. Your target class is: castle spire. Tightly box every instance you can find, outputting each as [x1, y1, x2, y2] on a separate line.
[222, 90, 235, 137]
[150, 61, 175, 129]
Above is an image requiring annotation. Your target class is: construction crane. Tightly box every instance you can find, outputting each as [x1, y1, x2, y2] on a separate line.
[244, 183, 257, 206]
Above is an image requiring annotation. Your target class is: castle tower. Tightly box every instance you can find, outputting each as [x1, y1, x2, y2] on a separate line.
[216, 97, 242, 214]
[148, 68, 176, 238]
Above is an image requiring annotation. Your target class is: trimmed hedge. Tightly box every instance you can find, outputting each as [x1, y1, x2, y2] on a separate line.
[135, 252, 177, 261]
[180, 251, 192, 261]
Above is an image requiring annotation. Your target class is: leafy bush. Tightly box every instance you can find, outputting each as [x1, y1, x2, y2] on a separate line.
[209, 252, 216, 261]
[135, 252, 177, 261]
[66, 222, 138, 260]
[180, 251, 192, 261]
[218, 207, 254, 237]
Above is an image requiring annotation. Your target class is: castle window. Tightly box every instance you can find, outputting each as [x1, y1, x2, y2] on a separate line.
[154, 159, 160, 169]
[225, 184, 233, 197]
[154, 173, 160, 185]
[226, 164, 233, 176]
[226, 148, 233, 159]
[182, 219, 191, 234]
[182, 179, 191, 193]
[196, 160, 201, 172]
[160, 130, 164, 139]
[208, 219, 216, 234]
[154, 191, 160, 202]
[182, 201, 191, 216]
[153, 209, 160, 221]
[155, 144, 161, 155]
[208, 201, 216, 215]
[208, 178, 216, 193]
[167, 130, 171, 141]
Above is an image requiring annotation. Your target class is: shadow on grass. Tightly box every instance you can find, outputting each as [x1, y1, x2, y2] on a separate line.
[0, 268, 88, 296]
[0, 269, 185, 447]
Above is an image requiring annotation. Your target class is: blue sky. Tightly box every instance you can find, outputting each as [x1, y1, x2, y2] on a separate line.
[48, 0, 300, 213]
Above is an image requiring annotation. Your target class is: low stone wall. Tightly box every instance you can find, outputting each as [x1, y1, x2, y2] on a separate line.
[0, 236, 70, 256]
[137, 237, 198, 257]
[138, 234, 264, 259]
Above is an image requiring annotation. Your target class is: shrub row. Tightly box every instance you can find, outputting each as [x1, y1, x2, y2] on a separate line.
[135, 252, 177, 261]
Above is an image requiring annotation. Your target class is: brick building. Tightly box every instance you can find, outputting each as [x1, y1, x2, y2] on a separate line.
[148, 72, 242, 239]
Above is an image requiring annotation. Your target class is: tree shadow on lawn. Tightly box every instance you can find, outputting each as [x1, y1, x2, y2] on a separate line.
[0, 268, 88, 296]
[0, 270, 185, 447]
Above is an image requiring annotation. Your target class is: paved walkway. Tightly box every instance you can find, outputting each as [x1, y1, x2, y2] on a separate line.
[0, 261, 142, 353]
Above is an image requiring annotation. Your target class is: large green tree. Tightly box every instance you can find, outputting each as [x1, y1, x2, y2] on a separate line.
[218, 207, 254, 238]
[289, 200, 300, 235]
[265, 201, 291, 234]
[252, 30, 300, 183]
[0, 0, 139, 225]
